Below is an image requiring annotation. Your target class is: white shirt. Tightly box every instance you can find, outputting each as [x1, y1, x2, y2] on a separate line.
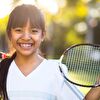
[7, 59, 84, 100]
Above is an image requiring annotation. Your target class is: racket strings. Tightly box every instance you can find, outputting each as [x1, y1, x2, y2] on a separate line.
[62, 45, 100, 86]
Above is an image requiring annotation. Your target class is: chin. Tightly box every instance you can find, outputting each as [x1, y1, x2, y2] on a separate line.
[18, 51, 36, 57]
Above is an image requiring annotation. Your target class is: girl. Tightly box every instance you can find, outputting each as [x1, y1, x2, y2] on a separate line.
[1, 4, 98, 100]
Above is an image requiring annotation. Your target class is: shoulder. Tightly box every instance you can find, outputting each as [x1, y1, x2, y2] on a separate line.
[44, 59, 60, 72]
[45, 59, 67, 75]
[45, 59, 59, 66]
[44, 59, 66, 82]
[42, 59, 61, 76]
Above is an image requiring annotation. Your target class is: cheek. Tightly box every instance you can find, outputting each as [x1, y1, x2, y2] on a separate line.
[11, 33, 21, 41]
[33, 35, 43, 43]
[10, 38, 17, 48]
[10, 34, 20, 46]
[10, 36, 17, 43]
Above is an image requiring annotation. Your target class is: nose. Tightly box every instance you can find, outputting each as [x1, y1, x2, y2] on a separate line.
[21, 33, 31, 40]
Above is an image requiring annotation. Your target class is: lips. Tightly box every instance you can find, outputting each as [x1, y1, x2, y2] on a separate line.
[18, 43, 33, 49]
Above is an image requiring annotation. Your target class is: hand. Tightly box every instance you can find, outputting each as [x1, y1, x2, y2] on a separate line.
[84, 77, 100, 100]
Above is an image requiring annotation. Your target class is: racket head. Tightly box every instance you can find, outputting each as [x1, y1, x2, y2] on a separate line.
[59, 43, 100, 87]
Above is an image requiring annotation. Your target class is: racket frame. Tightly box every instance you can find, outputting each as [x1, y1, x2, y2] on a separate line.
[59, 43, 100, 87]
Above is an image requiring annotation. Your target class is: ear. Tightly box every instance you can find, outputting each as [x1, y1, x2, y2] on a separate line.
[7, 32, 12, 41]
[41, 31, 46, 41]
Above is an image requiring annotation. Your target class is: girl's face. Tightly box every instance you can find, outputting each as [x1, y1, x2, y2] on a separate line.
[10, 20, 45, 57]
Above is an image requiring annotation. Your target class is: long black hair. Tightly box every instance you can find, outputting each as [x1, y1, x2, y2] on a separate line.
[0, 53, 16, 99]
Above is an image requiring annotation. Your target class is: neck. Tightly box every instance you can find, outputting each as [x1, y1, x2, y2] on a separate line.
[15, 52, 44, 68]
[14, 53, 45, 76]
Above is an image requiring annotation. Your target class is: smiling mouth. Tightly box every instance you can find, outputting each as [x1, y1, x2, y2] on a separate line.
[18, 43, 33, 49]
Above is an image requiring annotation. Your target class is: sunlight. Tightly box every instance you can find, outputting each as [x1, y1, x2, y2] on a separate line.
[0, 0, 61, 18]
[19, 0, 35, 5]
[37, 0, 59, 14]
[75, 22, 87, 33]
[0, 0, 12, 19]
[20, 0, 59, 14]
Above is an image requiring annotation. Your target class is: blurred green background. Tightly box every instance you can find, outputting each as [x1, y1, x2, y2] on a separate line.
[0, 0, 100, 95]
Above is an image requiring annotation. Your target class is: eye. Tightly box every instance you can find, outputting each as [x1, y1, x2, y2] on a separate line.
[14, 28, 23, 33]
[31, 29, 39, 34]
[31, 29, 38, 32]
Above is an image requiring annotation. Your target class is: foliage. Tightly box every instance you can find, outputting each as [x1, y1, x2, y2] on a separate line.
[44, 0, 89, 58]
[0, 16, 8, 34]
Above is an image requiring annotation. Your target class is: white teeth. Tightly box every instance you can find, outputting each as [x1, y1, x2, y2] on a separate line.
[20, 44, 32, 48]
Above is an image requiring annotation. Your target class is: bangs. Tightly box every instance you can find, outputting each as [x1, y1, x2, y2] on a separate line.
[7, 4, 45, 35]
[10, 10, 44, 29]
[10, 12, 28, 28]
